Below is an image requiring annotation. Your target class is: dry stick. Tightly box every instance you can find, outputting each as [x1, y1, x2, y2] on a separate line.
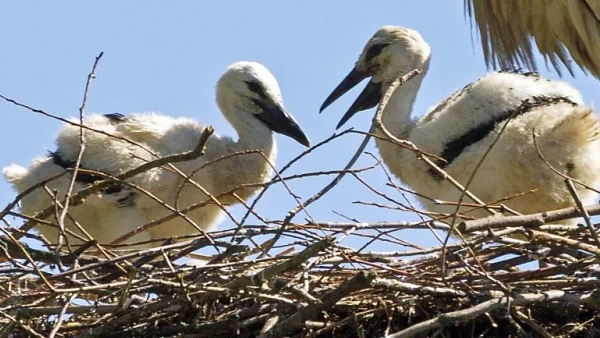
[225, 236, 332, 289]
[528, 230, 600, 256]
[262, 271, 376, 338]
[0, 237, 100, 266]
[458, 203, 600, 233]
[0, 172, 66, 222]
[54, 52, 103, 262]
[565, 179, 600, 247]
[42, 186, 121, 265]
[0, 227, 55, 291]
[8, 211, 89, 243]
[372, 278, 467, 298]
[239, 129, 354, 226]
[259, 130, 373, 257]
[513, 310, 553, 338]
[233, 131, 356, 256]
[0, 309, 46, 338]
[229, 131, 355, 255]
[48, 293, 77, 338]
[372, 151, 447, 245]
[388, 290, 596, 338]
[532, 131, 600, 247]
[305, 309, 381, 338]
[9, 304, 121, 317]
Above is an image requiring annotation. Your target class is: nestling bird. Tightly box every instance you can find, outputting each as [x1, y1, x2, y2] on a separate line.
[4, 61, 310, 248]
[320, 26, 600, 222]
[465, 0, 600, 79]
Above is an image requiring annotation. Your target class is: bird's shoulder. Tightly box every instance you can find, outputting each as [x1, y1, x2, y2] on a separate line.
[420, 71, 583, 126]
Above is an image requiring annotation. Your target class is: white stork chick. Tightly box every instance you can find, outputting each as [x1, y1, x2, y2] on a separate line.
[320, 26, 600, 222]
[465, 0, 600, 79]
[4, 61, 310, 248]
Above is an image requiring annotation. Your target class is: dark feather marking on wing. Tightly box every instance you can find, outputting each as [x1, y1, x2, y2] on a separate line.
[429, 96, 578, 180]
[104, 113, 127, 123]
[49, 150, 123, 194]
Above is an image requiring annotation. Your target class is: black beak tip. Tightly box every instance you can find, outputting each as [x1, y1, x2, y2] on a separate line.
[335, 113, 353, 130]
[318, 101, 330, 114]
[296, 133, 311, 147]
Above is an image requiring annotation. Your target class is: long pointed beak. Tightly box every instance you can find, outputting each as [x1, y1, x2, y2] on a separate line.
[255, 100, 311, 147]
[336, 80, 381, 129]
[320, 68, 382, 129]
[320, 68, 370, 113]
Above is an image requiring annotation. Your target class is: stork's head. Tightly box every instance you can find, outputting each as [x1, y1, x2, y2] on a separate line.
[320, 26, 431, 128]
[217, 61, 310, 147]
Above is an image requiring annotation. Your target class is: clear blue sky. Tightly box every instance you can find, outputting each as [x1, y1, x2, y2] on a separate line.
[1, 1, 599, 252]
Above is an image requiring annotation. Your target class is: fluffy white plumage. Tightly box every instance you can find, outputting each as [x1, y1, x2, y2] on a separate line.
[465, 0, 600, 79]
[3, 61, 310, 248]
[321, 26, 600, 221]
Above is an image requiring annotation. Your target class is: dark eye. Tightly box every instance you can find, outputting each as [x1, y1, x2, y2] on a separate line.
[365, 43, 388, 62]
[245, 81, 266, 97]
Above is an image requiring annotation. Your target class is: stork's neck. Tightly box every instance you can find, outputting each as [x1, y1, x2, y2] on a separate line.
[374, 69, 427, 186]
[379, 71, 426, 139]
[202, 109, 277, 202]
[233, 113, 276, 156]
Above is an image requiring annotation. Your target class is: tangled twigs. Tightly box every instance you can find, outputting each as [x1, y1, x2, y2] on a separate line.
[1, 213, 600, 336]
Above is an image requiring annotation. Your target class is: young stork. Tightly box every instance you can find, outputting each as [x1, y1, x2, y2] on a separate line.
[4, 61, 310, 248]
[320, 26, 600, 222]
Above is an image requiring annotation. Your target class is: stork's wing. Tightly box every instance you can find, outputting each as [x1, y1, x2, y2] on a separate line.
[465, 0, 600, 79]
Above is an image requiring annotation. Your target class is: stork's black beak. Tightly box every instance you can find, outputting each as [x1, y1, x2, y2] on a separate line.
[255, 100, 311, 147]
[320, 68, 382, 129]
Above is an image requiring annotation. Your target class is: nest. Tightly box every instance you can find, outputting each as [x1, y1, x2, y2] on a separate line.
[1, 56, 600, 338]
[1, 216, 600, 338]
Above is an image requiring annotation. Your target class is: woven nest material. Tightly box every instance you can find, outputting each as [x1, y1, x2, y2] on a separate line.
[2, 213, 600, 337]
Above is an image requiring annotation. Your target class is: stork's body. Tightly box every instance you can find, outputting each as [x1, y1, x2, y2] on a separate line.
[4, 62, 310, 248]
[321, 26, 600, 221]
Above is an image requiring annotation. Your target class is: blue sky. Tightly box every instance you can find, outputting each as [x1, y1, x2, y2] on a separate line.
[1, 1, 599, 252]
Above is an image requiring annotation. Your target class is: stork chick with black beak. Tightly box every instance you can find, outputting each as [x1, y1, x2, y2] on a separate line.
[321, 25, 600, 223]
[4, 61, 310, 248]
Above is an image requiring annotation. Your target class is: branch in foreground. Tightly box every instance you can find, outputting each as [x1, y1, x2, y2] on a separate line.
[390, 289, 600, 338]
[261, 271, 376, 338]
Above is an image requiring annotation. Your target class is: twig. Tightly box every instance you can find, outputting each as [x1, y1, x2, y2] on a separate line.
[48, 293, 77, 338]
[459, 203, 600, 233]
[564, 179, 600, 247]
[55, 52, 104, 261]
[389, 290, 595, 338]
[262, 271, 376, 337]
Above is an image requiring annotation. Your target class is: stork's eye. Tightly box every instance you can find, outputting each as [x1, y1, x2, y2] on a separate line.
[245, 81, 267, 98]
[365, 43, 388, 62]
